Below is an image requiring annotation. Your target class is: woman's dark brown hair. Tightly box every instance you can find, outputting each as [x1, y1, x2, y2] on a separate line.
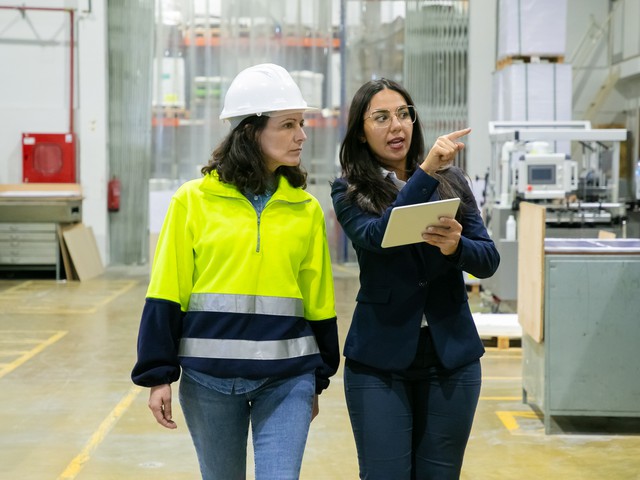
[338, 78, 476, 219]
[201, 115, 307, 193]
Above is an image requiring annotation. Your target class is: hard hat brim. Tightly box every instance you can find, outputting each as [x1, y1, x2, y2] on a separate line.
[265, 107, 319, 117]
[220, 106, 319, 121]
[222, 107, 320, 129]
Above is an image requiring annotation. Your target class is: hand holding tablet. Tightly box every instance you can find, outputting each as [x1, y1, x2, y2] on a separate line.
[381, 198, 461, 248]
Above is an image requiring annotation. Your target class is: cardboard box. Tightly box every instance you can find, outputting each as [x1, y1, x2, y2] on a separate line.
[60, 223, 104, 281]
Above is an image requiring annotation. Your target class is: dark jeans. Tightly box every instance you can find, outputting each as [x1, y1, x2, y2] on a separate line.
[344, 327, 482, 480]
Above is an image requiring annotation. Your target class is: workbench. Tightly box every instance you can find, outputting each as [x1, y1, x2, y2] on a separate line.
[0, 184, 82, 279]
[518, 202, 640, 433]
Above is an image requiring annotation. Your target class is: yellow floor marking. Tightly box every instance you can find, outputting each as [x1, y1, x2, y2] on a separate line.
[0, 280, 138, 315]
[483, 353, 522, 359]
[91, 280, 138, 309]
[480, 396, 521, 401]
[484, 348, 522, 352]
[496, 410, 541, 433]
[482, 376, 522, 381]
[0, 330, 67, 378]
[57, 385, 143, 480]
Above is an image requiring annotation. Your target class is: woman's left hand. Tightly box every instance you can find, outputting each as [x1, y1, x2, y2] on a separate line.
[422, 216, 462, 256]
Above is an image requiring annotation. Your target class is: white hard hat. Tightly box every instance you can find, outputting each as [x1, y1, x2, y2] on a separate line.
[219, 63, 315, 126]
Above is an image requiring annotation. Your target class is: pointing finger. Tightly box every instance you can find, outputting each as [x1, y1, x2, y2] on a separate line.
[445, 127, 471, 142]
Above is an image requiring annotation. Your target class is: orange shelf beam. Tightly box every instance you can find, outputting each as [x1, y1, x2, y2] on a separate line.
[182, 35, 340, 49]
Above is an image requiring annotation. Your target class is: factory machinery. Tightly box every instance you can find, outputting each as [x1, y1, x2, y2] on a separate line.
[481, 121, 639, 303]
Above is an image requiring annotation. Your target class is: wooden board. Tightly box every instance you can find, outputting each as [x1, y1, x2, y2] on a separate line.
[57, 224, 78, 280]
[61, 223, 104, 281]
[517, 202, 546, 342]
[496, 55, 564, 71]
[0, 183, 82, 199]
[598, 229, 616, 239]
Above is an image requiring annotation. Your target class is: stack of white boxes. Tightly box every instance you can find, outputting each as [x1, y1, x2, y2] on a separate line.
[496, 0, 567, 61]
[493, 63, 572, 122]
[152, 55, 186, 108]
[493, 0, 570, 134]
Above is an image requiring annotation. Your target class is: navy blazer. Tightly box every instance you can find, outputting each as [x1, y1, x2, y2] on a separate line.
[331, 168, 500, 371]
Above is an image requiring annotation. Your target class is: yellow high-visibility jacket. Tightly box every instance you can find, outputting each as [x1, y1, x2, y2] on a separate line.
[132, 172, 339, 393]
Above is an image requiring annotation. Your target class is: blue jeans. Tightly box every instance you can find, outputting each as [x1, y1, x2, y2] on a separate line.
[179, 371, 315, 480]
[344, 328, 482, 480]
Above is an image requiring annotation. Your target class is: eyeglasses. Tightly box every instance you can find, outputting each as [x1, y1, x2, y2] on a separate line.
[365, 105, 416, 129]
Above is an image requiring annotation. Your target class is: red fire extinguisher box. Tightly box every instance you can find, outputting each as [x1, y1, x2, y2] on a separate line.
[22, 133, 76, 183]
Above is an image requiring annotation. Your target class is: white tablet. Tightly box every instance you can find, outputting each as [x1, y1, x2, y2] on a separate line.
[381, 198, 461, 248]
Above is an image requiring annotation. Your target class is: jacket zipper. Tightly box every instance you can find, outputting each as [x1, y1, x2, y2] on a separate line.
[255, 199, 310, 253]
[256, 213, 261, 252]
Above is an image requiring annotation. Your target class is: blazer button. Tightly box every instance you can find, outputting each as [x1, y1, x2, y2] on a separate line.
[418, 280, 428, 287]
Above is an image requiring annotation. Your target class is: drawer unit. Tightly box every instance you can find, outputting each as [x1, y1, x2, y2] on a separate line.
[0, 223, 58, 266]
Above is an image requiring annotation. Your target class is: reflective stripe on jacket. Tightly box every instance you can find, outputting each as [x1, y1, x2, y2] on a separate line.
[132, 172, 339, 391]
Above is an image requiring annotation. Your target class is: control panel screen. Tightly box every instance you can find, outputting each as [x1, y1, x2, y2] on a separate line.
[528, 165, 556, 185]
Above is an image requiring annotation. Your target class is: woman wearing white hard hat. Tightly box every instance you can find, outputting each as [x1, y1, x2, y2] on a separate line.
[132, 63, 339, 479]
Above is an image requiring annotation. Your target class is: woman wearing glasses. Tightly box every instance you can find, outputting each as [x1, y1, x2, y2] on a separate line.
[331, 78, 499, 479]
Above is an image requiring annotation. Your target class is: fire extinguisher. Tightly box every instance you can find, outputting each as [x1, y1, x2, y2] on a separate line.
[108, 175, 121, 212]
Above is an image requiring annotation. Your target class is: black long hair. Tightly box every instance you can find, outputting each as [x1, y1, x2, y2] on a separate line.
[339, 78, 425, 214]
[432, 166, 478, 222]
[201, 115, 307, 193]
[339, 78, 476, 219]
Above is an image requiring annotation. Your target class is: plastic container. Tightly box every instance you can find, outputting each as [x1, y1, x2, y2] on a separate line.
[506, 214, 517, 241]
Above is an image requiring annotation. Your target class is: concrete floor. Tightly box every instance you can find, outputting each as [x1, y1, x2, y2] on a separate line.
[1, 264, 639, 480]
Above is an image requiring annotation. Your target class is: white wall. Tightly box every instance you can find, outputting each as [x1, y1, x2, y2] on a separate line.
[467, 0, 497, 180]
[0, 0, 109, 263]
[77, 1, 109, 264]
[0, 5, 71, 183]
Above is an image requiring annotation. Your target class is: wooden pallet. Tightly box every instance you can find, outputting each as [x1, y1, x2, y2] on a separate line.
[466, 283, 481, 294]
[496, 55, 564, 71]
[482, 335, 521, 350]
[473, 313, 521, 350]
[152, 106, 189, 119]
[151, 106, 190, 127]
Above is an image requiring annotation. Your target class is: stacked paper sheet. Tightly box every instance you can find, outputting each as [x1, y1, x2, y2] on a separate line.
[497, 0, 568, 60]
[492, 63, 572, 122]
